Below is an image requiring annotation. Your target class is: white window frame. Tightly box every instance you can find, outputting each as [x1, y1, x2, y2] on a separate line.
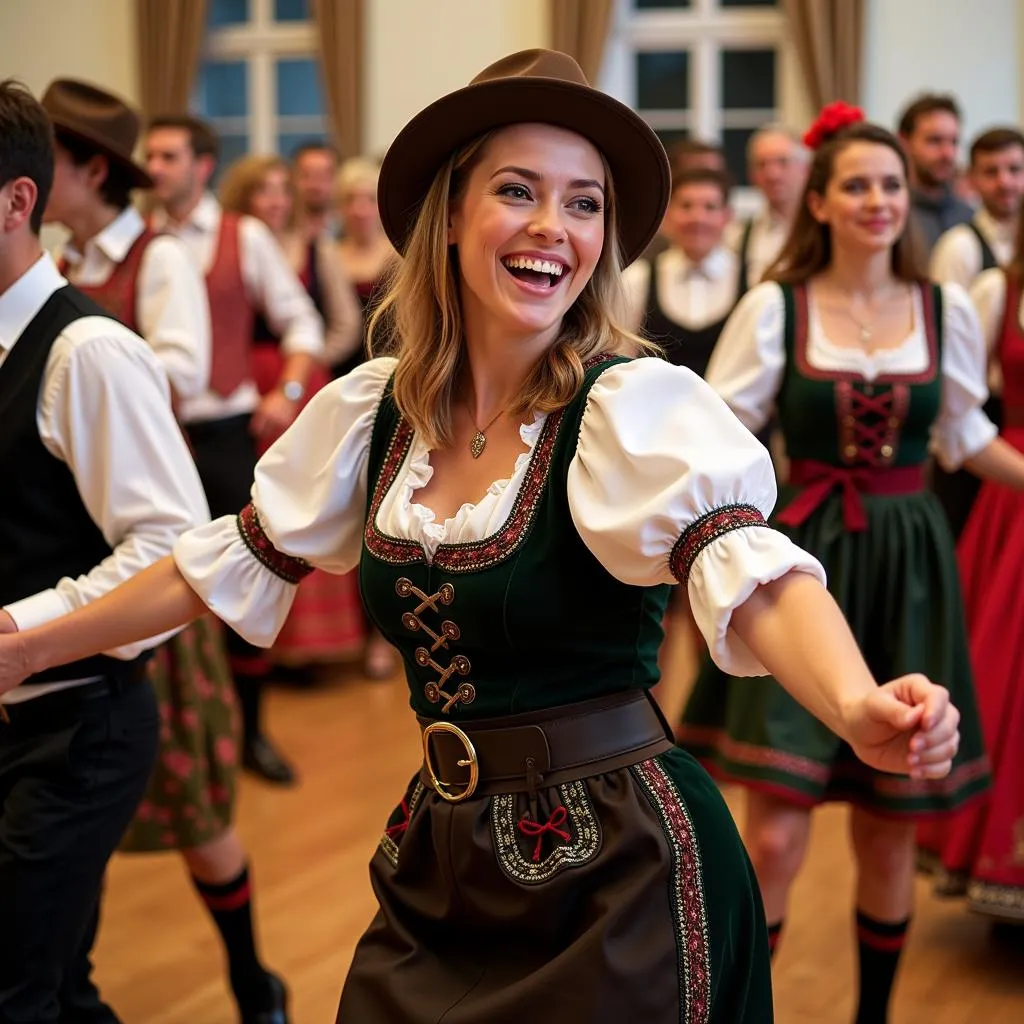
[600, 0, 787, 212]
[199, 0, 324, 154]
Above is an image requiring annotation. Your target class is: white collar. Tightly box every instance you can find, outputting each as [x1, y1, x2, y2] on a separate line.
[974, 207, 1016, 245]
[63, 206, 146, 267]
[661, 245, 732, 281]
[151, 191, 221, 235]
[0, 253, 66, 352]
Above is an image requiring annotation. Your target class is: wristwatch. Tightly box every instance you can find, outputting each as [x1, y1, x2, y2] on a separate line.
[282, 380, 305, 402]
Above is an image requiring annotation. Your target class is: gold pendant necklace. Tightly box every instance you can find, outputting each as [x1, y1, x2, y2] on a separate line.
[468, 406, 506, 459]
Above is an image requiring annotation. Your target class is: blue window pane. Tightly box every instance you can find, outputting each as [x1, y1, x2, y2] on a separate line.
[208, 0, 249, 27]
[274, 0, 309, 20]
[196, 61, 248, 118]
[636, 51, 689, 110]
[277, 131, 328, 158]
[275, 58, 324, 117]
[721, 49, 776, 110]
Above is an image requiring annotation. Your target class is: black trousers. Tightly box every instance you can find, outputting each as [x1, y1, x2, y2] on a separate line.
[0, 676, 159, 1023]
[185, 414, 269, 737]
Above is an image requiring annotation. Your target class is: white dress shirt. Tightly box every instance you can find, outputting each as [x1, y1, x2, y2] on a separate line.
[623, 246, 742, 334]
[725, 210, 792, 287]
[151, 193, 325, 424]
[705, 281, 997, 472]
[929, 208, 1016, 290]
[0, 254, 210, 703]
[173, 357, 824, 677]
[60, 205, 211, 400]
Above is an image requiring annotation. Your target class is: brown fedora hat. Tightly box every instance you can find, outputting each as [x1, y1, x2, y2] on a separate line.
[378, 49, 670, 267]
[41, 78, 152, 189]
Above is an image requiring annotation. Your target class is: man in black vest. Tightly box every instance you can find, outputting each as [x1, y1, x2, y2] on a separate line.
[0, 80, 209, 1023]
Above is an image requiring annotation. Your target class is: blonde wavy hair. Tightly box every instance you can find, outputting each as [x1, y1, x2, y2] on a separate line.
[334, 155, 381, 204]
[369, 131, 648, 448]
[218, 154, 291, 216]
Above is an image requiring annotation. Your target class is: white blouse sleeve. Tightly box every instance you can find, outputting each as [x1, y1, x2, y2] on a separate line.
[568, 358, 825, 676]
[173, 357, 396, 645]
[931, 284, 999, 470]
[704, 282, 787, 435]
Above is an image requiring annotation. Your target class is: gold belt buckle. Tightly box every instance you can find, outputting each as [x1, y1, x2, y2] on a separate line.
[422, 721, 479, 803]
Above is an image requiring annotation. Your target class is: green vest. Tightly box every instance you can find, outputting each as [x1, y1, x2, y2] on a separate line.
[359, 357, 671, 721]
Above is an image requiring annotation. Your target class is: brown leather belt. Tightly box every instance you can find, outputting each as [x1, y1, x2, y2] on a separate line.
[418, 690, 673, 802]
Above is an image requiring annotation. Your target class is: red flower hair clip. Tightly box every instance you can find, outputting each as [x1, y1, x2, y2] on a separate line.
[803, 101, 866, 150]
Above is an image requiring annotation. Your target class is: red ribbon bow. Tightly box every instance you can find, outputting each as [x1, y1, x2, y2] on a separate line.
[776, 462, 871, 532]
[518, 806, 571, 862]
[385, 799, 411, 839]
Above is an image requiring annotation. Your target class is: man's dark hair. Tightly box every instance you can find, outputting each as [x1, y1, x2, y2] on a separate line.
[671, 166, 734, 203]
[148, 114, 220, 162]
[0, 78, 55, 234]
[54, 128, 134, 211]
[666, 138, 725, 174]
[897, 94, 962, 138]
[970, 127, 1024, 166]
[290, 139, 340, 165]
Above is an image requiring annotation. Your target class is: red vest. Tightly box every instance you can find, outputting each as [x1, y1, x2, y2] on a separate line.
[206, 212, 256, 396]
[59, 229, 157, 332]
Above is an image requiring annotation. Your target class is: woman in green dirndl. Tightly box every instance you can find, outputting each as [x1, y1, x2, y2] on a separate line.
[679, 104, 1024, 1021]
[0, 58, 965, 1023]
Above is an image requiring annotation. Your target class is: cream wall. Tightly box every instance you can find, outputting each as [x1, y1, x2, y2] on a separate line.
[364, 0, 548, 156]
[0, 0, 138, 102]
[863, 0, 1018, 142]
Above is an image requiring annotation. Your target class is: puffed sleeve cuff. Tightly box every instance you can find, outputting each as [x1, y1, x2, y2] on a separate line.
[679, 512, 826, 676]
[174, 510, 310, 647]
[568, 357, 826, 675]
[173, 357, 396, 645]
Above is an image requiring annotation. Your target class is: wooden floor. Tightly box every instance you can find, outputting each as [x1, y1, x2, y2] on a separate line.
[94, 656, 1024, 1023]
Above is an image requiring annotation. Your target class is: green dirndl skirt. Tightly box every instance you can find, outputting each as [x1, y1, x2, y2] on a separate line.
[120, 616, 240, 851]
[678, 486, 990, 815]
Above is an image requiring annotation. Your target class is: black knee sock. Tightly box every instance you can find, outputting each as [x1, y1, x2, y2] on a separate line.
[854, 910, 910, 1024]
[767, 919, 784, 959]
[233, 672, 263, 743]
[193, 866, 274, 1010]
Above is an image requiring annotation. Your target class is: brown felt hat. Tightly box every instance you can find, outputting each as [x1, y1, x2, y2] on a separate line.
[378, 49, 670, 267]
[41, 78, 152, 189]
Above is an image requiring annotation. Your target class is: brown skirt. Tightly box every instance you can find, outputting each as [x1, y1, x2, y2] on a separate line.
[336, 746, 772, 1023]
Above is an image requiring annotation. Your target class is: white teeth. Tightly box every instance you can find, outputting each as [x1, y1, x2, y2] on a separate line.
[503, 256, 564, 276]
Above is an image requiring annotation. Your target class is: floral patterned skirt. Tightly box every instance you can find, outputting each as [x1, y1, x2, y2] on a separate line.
[120, 616, 240, 852]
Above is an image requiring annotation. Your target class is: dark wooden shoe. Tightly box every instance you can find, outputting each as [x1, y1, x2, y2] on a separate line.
[242, 736, 297, 786]
[239, 972, 289, 1024]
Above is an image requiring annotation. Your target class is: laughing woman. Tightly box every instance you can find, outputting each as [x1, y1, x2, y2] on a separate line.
[0, 55, 963, 1023]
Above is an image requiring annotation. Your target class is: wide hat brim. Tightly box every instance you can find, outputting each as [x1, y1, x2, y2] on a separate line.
[49, 117, 153, 190]
[379, 75, 670, 267]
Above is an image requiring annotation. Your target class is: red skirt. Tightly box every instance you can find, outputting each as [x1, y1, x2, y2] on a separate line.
[918, 425, 1024, 919]
[252, 344, 366, 663]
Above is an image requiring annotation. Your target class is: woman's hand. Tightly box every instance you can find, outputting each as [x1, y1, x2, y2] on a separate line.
[0, 632, 32, 698]
[842, 674, 960, 778]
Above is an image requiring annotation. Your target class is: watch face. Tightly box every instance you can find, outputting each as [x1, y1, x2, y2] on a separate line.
[284, 382, 304, 401]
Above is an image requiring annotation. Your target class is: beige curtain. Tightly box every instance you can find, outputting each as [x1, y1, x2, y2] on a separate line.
[312, 0, 364, 159]
[782, 0, 865, 109]
[549, 0, 615, 83]
[135, 0, 208, 119]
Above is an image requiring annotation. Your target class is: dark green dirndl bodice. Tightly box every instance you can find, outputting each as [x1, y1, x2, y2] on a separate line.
[680, 282, 989, 814]
[358, 357, 670, 720]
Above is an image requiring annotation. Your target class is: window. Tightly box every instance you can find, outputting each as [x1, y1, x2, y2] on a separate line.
[601, 0, 785, 192]
[192, 0, 328, 168]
